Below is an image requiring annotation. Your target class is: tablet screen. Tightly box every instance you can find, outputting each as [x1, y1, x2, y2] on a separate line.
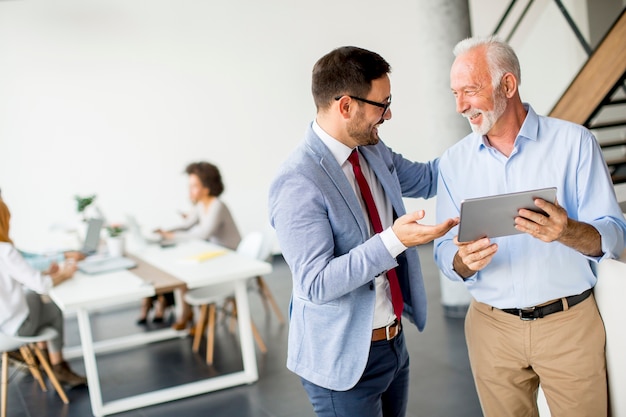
[457, 187, 557, 242]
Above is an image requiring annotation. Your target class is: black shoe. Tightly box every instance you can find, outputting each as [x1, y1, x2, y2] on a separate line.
[136, 298, 153, 325]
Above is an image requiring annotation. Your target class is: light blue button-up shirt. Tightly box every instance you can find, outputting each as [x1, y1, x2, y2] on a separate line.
[19, 250, 65, 272]
[434, 104, 626, 309]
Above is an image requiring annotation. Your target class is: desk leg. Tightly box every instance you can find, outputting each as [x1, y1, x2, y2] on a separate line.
[173, 287, 185, 320]
[234, 281, 258, 383]
[76, 308, 105, 417]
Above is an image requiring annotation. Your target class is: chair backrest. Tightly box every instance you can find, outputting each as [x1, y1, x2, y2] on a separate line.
[236, 232, 265, 260]
[236, 229, 275, 262]
[595, 252, 626, 417]
[257, 227, 275, 262]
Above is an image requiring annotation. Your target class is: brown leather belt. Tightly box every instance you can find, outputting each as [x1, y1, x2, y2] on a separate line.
[372, 320, 401, 342]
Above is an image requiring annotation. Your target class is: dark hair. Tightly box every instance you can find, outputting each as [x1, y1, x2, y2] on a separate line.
[311, 46, 391, 111]
[185, 161, 224, 197]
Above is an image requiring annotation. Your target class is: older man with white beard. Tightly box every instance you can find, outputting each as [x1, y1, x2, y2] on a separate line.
[434, 36, 626, 417]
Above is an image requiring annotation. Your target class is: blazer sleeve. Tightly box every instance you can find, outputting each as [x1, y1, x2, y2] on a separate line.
[391, 147, 438, 199]
[269, 168, 398, 305]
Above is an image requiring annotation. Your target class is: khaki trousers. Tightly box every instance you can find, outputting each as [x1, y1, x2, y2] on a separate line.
[465, 294, 607, 417]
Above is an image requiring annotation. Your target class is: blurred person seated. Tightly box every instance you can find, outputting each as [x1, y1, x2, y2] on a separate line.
[141, 161, 242, 331]
[154, 161, 241, 247]
[136, 293, 175, 325]
[0, 188, 85, 272]
[0, 196, 87, 388]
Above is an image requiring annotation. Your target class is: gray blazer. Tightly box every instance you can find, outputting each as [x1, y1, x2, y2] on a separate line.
[268, 123, 438, 391]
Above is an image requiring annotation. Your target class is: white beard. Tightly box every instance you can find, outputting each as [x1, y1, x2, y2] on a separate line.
[464, 90, 507, 136]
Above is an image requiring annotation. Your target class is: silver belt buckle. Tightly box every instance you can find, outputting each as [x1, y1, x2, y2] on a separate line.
[519, 307, 537, 321]
[385, 323, 393, 340]
[385, 321, 399, 340]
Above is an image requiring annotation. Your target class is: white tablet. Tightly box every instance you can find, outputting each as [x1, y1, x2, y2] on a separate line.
[457, 187, 557, 242]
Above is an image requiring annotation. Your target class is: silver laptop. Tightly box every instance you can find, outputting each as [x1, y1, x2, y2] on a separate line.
[81, 218, 104, 255]
[126, 214, 176, 247]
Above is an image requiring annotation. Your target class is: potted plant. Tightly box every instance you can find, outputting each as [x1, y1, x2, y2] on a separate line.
[75, 194, 97, 221]
[105, 224, 126, 257]
[106, 225, 125, 238]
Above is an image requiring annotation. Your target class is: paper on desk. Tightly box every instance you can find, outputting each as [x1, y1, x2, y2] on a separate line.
[180, 249, 228, 263]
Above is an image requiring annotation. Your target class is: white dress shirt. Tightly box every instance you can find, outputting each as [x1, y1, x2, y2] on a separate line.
[0, 242, 53, 335]
[313, 121, 406, 328]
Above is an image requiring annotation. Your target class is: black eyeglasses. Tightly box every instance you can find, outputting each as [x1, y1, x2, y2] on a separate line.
[335, 94, 392, 116]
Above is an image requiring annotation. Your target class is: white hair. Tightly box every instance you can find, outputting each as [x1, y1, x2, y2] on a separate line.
[453, 35, 522, 89]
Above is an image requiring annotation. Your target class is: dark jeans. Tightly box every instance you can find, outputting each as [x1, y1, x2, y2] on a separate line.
[301, 330, 410, 417]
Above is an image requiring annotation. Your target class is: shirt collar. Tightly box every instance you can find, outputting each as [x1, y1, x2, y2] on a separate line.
[517, 103, 538, 142]
[312, 119, 353, 166]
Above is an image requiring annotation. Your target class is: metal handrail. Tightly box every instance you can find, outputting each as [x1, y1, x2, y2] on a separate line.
[493, 1, 625, 98]
[553, 0, 593, 55]
[492, 0, 591, 55]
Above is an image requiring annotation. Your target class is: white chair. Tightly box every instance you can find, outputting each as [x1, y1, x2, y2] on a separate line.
[537, 385, 550, 416]
[244, 228, 285, 325]
[0, 327, 69, 417]
[595, 251, 626, 417]
[185, 231, 274, 365]
[537, 249, 626, 417]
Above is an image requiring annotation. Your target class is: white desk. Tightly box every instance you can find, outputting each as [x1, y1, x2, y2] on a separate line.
[49, 240, 272, 417]
[50, 269, 154, 312]
[131, 240, 271, 290]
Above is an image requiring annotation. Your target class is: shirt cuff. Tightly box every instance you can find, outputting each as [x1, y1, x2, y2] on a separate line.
[42, 275, 54, 294]
[380, 227, 407, 258]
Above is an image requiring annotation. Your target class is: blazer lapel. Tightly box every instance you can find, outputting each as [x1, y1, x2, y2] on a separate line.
[304, 128, 371, 240]
[360, 147, 406, 218]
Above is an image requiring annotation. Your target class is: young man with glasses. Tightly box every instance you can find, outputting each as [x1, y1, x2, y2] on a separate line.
[269, 46, 458, 417]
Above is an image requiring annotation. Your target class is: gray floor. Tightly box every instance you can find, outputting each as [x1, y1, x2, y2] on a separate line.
[5, 243, 482, 417]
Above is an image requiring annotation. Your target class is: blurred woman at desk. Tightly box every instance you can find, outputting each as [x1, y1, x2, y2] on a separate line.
[139, 161, 242, 330]
[154, 161, 241, 248]
[0, 196, 88, 388]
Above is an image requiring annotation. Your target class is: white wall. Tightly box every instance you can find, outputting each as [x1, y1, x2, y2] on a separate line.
[0, 0, 606, 251]
[0, 0, 446, 249]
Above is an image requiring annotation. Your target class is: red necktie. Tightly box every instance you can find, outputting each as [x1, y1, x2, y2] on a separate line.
[348, 149, 404, 320]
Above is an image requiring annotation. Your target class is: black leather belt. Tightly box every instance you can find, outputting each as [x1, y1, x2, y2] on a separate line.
[501, 288, 592, 321]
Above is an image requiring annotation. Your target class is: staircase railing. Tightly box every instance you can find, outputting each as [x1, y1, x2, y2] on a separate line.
[493, 2, 626, 184]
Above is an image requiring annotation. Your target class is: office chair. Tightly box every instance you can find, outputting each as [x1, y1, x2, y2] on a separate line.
[245, 228, 285, 325]
[0, 327, 69, 417]
[185, 231, 272, 365]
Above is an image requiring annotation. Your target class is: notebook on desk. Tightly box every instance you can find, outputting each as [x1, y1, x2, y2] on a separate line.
[78, 256, 137, 275]
[179, 249, 228, 264]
